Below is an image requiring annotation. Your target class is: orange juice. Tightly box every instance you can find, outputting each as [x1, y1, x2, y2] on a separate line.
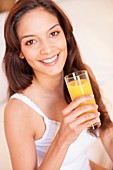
[67, 79, 97, 112]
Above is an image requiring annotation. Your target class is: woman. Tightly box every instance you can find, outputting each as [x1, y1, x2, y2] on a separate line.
[3, 0, 113, 169]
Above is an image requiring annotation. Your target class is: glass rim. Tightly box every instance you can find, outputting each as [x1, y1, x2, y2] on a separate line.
[64, 70, 88, 80]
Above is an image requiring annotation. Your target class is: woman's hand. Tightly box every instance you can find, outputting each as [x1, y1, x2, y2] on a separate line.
[58, 94, 100, 146]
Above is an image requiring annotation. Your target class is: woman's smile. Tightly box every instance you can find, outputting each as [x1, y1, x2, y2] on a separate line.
[38, 52, 60, 66]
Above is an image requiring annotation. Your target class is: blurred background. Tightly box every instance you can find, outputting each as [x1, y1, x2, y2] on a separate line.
[0, 0, 113, 169]
[0, 0, 15, 12]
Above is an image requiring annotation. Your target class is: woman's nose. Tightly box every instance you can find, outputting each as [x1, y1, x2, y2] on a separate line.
[40, 40, 54, 55]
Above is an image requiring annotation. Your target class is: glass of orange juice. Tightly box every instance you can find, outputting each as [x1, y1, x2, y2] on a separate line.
[64, 70, 101, 129]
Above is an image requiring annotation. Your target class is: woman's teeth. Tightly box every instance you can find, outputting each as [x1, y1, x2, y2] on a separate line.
[42, 55, 58, 64]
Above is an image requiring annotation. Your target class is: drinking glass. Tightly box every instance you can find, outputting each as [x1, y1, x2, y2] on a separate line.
[64, 70, 101, 129]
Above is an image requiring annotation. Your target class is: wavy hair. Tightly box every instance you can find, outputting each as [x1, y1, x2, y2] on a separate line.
[3, 0, 112, 135]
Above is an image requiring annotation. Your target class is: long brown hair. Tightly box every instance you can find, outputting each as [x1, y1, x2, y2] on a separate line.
[3, 0, 112, 135]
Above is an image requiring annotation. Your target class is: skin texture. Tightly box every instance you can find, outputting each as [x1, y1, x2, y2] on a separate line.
[4, 6, 113, 170]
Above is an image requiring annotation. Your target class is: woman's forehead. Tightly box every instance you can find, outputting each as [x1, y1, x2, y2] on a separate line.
[17, 8, 60, 37]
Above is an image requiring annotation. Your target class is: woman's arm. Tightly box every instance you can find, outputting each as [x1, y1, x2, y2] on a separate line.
[5, 94, 99, 170]
[39, 94, 99, 169]
[4, 101, 38, 170]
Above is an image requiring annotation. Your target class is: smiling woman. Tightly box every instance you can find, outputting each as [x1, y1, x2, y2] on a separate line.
[2, 0, 113, 170]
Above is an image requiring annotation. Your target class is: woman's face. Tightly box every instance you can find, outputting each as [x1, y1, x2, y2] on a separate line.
[17, 8, 67, 77]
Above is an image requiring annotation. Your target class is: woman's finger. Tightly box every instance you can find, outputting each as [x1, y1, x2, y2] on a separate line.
[62, 94, 94, 115]
[74, 111, 100, 125]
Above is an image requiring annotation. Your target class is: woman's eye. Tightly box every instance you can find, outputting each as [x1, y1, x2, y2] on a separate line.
[50, 31, 60, 37]
[25, 39, 36, 45]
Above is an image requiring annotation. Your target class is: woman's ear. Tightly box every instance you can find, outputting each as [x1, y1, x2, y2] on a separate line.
[19, 53, 24, 59]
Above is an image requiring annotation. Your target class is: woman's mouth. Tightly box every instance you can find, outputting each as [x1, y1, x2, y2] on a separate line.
[40, 53, 59, 65]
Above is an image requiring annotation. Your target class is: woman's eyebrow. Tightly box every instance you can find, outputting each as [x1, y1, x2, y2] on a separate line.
[48, 23, 60, 31]
[20, 24, 60, 41]
[20, 35, 35, 41]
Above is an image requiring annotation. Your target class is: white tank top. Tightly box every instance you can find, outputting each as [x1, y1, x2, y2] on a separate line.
[10, 93, 96, 170]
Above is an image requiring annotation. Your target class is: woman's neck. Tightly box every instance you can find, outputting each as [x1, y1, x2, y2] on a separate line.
[33, 72, 64, 94]
[23, 72, 65, 102]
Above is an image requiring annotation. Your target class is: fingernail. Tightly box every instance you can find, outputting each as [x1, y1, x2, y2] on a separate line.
[90, 94, 94, 98]
[95, 117, 100, 122]
[98, 112, 100, 116]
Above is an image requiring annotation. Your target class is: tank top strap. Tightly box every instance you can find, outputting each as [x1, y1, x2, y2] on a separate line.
[10, 93, 47, 118]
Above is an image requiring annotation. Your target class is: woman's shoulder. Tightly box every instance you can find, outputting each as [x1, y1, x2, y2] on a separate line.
[4, 94, 39, 139]
[5, 94, 29, 114]
[4, 95, 33, 128]
[4, 93, 47, 141]
[4, 93, 45, 130]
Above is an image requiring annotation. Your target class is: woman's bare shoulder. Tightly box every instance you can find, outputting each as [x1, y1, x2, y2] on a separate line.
[4, 98, 33, 132]
[4, 97, 29, 119]
[4, 97, 45, 140]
